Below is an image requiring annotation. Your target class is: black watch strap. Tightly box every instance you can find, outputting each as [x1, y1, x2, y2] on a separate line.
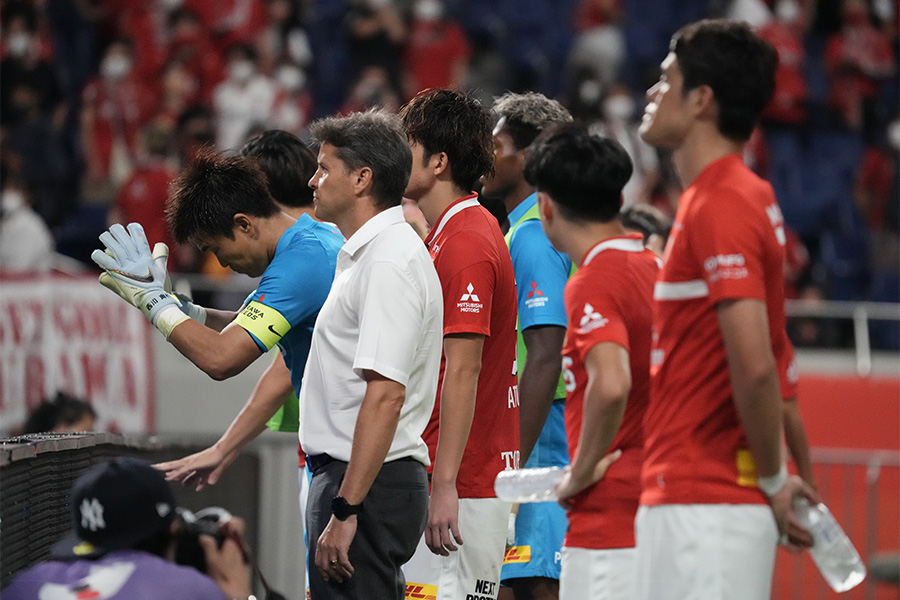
[331, 496, 363, 521]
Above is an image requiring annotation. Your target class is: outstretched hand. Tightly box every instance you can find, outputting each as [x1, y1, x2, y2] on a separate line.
[154, 444, 238, 491]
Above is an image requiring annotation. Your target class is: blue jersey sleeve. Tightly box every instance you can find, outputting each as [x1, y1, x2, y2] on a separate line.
[509, 219, 570, 331]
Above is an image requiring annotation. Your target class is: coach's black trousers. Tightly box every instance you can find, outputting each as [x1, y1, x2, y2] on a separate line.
[306, 456, 428, 600]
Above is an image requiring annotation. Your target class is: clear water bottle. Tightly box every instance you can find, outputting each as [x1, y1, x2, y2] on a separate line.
[793, 497, 867, 592]
[494, 467, 564, 503]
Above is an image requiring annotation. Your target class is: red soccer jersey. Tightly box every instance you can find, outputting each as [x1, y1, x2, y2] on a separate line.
[423, 194, 519, 497]
[643, 154, 787, 507]
[562, 234, 659, 549]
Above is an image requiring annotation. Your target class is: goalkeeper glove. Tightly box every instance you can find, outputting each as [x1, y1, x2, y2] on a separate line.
[99, 242, 207, 325]
[91, 222, 189, 338]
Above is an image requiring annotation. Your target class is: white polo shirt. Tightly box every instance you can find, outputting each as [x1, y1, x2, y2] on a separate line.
[298, 205, 443, 466]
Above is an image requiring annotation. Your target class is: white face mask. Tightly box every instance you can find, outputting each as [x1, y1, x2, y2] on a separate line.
[6, 32, 32, 58]
[415, 0, 443, 21]
[275, 65, 306, 92]
[603, 95, 635, 122]
[775, 0, 801, 24]
[1, 189, 26, 213]
[228, 60, 255, 83]
[578, 79, 603, 106]
[101, 54, 132, 81]
[888, 120, 900, 151]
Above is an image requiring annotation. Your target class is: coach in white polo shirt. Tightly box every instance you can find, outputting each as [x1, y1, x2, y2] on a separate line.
[301, 109, 444, 600]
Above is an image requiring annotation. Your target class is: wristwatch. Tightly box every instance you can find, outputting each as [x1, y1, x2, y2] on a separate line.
[331, 496, 363, 521]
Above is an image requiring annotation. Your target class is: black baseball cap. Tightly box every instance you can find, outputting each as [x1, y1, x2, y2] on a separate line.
[51, 456, 177, 559]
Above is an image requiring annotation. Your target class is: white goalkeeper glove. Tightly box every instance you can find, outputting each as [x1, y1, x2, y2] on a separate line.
[91, 222, 189, 338]
[98, 242, 207, 325]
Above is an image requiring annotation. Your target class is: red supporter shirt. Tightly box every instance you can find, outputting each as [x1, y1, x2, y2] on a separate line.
[423, 194, 519, 498]
[562, 234, 659, 550]
[643, 154, 787, 507]
[114, 161, 177, 252]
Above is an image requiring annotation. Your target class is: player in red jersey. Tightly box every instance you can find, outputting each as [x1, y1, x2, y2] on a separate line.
[522, 122, 660, 599]
[400, 89, 519, 600]
[636, 19, 818, 600]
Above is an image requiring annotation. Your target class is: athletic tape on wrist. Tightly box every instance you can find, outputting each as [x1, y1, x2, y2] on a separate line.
[155, 304, 190, 339]
[758, 463, 788, 497]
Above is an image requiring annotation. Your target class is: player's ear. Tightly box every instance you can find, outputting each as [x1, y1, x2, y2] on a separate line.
[232, 213, 255, 237]
[537, 191, 554, 226]
[431, 151, 449, 177]
[692, 84, 716, 120]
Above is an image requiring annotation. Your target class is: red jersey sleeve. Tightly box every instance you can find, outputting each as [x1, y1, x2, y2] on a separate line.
[436, 233, 496, 337]
[688, 191, 770, 303]
[565, 267, 630, 356]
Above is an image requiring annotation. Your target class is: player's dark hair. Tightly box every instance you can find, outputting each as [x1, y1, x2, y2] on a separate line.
[166, 149, 279, 243]
[400, 88, 494, 192]
[309, 109, 412, 209]
[23, 391, 96, 434]
[491, 92, 573, 151]
[240, 130, 316, 208]
[523, 122, 633, 223]
[672, 19, 777, 142]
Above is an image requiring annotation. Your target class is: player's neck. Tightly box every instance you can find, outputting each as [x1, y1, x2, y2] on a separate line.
[560, 220, 627, 266]
[282, 205, 315, 220]
[502, 181, 536, 217]
[416, 181, 470, 228]
[672, 127, 744, 187]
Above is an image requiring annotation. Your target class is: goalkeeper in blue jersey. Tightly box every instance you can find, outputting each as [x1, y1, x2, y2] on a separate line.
[92, 148, 343, 431]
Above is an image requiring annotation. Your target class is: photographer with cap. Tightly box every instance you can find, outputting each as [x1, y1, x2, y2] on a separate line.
[2, 456, 255, 600]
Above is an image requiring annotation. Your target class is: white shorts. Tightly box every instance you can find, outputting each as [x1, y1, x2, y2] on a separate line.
[403, 497, 511, 600]
[635, 504, 778, 600]
[559, 546, 636, 600]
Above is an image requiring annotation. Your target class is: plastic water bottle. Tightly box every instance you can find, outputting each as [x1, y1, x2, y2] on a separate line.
[793, 497, 867, 592]
[494, 467, 564, 503]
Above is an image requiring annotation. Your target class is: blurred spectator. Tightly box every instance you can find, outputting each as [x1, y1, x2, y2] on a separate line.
[0, 3, 67, 129]
[567, 0, 625, 93]
[167, 8, 225, 104]
[344, 0, 409, 98]
[620, 202, 670, 257]
[270, 60, 314, 138]
[158, 57, 201, 127]
[824, 0, 895, 136]
[255, 0, 314, 75]
[339, 65, 402, 114]
[114, 0, 172, 82]
[0, 173, 55, 272]
[80, 37, 154, 206]
[593, 82, 659, 207]
[108, 120, 184, 268]
[402, 0, 470, 97]
[185, 0, 267, 53]
[3, 80, 73, 227]
[23, 391, 96, 434]
[212, 43, 277, 151]
[783, 225, 812, 300]
[175, 104, 216, 168]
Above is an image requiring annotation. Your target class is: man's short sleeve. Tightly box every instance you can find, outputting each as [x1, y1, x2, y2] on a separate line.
[234, 241, 334, 351]
[688, 194, 769, 304]
[353, 261, 426, 385]
[566, 273, 629, 358]
[509, 219, 570, 331]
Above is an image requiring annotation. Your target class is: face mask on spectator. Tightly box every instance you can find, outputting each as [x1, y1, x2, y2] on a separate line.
[6, 32, 32, 58]
[415, 0, 443, 21]
[275, 65, 306, 92]
[228, 60, 255, 84]
[1, 189, 26, 213]
[101, 55, 132, 81]
[775, 0, 800, 24]
[604, 95, 635, 122]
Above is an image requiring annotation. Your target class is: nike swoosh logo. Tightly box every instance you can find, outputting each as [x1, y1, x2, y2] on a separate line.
[268, 324, 282, 337]
[111, 268, 154, 284]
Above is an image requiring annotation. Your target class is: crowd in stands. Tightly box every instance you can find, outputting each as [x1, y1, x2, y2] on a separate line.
[0, 0, 897, 347]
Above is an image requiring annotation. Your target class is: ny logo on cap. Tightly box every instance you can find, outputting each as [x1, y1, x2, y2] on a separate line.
[80, 498, 106, 531]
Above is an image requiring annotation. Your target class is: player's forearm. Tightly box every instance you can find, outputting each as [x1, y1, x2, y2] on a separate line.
[431, 363, 480, 486]
[518, 355, 561, 465]
[571, 345, 630, 481]
[339, 377, 406, 505]
[519, 325, 566, 463]
[783, 399, 816, 487]
[215, 358, 294, 457]
[203, 308, 239, 332]
[167, 320, 261, 381]
[731, 361, 784, 477]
